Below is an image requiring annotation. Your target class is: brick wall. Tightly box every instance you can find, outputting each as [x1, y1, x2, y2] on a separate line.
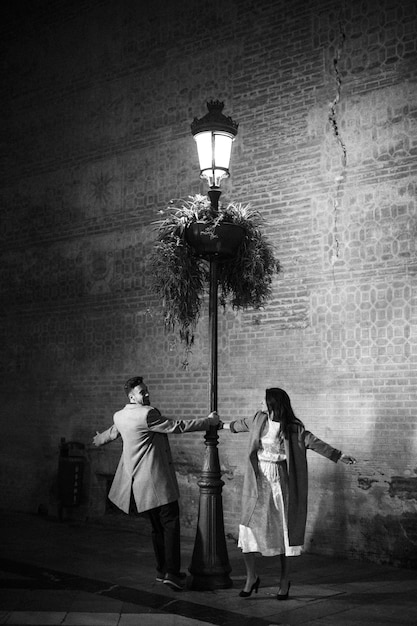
[1, 0, 416, 567]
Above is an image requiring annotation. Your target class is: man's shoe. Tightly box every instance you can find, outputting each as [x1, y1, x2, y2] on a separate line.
[163, 572, 186, 590]
[157, 571, 186, 583]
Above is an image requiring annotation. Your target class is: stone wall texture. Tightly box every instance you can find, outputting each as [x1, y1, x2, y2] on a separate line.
[1, 0, 416, 568]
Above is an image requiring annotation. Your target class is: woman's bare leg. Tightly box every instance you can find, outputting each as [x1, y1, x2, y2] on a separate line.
[242, 552, 258, 591]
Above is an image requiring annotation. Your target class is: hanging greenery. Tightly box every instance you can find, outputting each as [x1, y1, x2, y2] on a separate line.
[149, 194, 280, 347]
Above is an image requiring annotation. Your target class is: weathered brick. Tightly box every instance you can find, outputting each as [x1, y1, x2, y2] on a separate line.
[0, 0, 416, 567]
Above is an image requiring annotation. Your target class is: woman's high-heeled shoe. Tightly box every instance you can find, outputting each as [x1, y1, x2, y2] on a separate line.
[239, 576, 260, 597]
[277, 580, 291, 601]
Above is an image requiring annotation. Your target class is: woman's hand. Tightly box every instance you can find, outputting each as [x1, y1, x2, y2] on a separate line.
[219, 422, 230, 430]
[92, 431, 102, 447]
[340, 453, 357, 465]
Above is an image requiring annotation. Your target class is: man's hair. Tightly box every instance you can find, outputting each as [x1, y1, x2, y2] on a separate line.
[124, 376, 143, 397]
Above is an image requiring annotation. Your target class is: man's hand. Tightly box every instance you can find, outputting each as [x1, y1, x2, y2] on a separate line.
[340, 453, 357, 465]
[92, 431, 101, 447]
[208, 411, 220, 426]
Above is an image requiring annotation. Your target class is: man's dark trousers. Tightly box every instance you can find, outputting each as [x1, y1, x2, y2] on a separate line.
[147, 500, 181, 576]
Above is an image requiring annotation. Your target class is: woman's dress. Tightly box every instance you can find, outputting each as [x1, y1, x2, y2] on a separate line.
[238, 419, 302, 556]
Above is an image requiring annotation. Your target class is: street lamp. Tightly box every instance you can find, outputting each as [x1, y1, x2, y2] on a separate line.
[191, 100, 238, 213]
[188, 101, 239, 590]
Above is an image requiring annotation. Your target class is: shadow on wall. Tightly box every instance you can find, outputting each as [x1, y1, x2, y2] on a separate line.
[305, 454, 350, 559]
[363, 393, 417, 568]
[306, 387, 417, 568]
[303, 390, 365, 562]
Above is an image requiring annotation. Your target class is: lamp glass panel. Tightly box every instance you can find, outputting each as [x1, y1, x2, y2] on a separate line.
[213, 132, 233, 169]
[194, 131, 212, 170]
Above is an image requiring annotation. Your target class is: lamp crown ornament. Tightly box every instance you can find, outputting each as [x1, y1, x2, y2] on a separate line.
[191, 100, 239, 136]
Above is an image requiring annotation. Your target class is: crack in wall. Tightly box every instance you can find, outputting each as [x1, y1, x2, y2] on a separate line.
[328, 19, 347, 168]
[328, 15, 347, 269]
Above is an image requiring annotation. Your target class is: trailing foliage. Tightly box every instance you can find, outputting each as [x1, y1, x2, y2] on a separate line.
[149, 194, 280, 346]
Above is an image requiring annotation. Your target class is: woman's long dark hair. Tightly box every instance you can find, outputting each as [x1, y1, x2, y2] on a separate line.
[265, 388, 301, 438]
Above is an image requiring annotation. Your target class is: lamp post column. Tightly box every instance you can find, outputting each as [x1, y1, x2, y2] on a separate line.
[188, 193, 233, 591]
[189, 102, 238, 590]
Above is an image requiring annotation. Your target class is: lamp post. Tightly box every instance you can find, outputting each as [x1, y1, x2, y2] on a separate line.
[187, 101, 239, 590]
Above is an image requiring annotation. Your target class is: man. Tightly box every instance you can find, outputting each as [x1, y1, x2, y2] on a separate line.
[92, 376, 219, 590]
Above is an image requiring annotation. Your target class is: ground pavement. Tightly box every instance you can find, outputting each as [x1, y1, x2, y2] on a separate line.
[1, 511, 417, 625]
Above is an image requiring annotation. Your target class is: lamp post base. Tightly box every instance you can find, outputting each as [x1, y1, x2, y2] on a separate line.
[190, 570, 233, 591]
[188, 427, 233, 590]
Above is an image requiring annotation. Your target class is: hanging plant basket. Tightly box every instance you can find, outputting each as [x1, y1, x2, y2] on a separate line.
[149, 194, 280, 348]
[185, 222, 245, 259]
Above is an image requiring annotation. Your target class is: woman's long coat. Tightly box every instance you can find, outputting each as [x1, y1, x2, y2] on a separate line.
[230, 411, 342, 546]
[94, 404, 212, 514]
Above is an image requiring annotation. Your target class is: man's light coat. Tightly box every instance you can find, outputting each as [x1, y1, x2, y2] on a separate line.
[94, 403, 212, 513]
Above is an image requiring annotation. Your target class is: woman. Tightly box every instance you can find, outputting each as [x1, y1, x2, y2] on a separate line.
[222, 388, 357, 600]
